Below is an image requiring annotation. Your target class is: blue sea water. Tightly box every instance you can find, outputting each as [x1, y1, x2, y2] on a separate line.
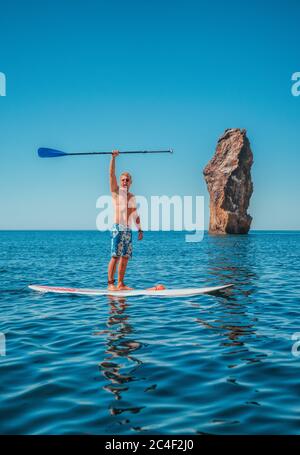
[0, 230, 300, 435]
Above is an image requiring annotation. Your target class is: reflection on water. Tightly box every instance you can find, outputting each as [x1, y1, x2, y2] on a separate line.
[99, 296, 144, 421]
[99, 282, 264, 430]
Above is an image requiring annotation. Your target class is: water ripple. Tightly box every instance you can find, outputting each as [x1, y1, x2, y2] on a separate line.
[1, 231, 300, 434]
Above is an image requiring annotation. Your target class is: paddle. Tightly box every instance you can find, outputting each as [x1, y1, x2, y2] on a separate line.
[38, 147, 173, 158]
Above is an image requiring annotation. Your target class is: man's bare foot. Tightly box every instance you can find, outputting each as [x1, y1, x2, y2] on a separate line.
[107, 284, 118, 291]
[117, 282, 133, 290]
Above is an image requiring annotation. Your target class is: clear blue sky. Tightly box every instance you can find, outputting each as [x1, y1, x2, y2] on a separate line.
[0, 0, 299, 230]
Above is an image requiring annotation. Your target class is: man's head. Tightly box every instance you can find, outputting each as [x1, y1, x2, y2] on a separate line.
[120, 172, 132, 190]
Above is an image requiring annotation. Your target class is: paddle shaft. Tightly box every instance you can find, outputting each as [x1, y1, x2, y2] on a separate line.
[64, 150, 173, 156]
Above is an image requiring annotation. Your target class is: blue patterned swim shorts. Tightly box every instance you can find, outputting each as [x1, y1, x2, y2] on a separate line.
[111, 223, 133, 259]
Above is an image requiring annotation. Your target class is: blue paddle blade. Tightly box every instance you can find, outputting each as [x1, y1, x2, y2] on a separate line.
[38, 148, 67, 158]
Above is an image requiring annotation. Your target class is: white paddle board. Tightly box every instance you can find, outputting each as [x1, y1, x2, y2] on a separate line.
[28, 283, 233, 297]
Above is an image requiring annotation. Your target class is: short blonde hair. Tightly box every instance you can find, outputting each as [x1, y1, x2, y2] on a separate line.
[120, 172, 132, 183]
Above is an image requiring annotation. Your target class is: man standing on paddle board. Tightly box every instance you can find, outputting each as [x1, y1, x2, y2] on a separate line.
[107, 150, 143, 290]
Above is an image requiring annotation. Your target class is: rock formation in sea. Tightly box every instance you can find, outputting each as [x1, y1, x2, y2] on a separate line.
[203, 128, 253, 234]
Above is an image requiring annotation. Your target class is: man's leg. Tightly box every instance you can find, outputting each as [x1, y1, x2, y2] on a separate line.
[108, 257, 119, 289]
[117, 256, 133, 290]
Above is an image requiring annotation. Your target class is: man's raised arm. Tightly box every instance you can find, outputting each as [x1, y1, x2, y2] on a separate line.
[110, 150, 119, 193]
